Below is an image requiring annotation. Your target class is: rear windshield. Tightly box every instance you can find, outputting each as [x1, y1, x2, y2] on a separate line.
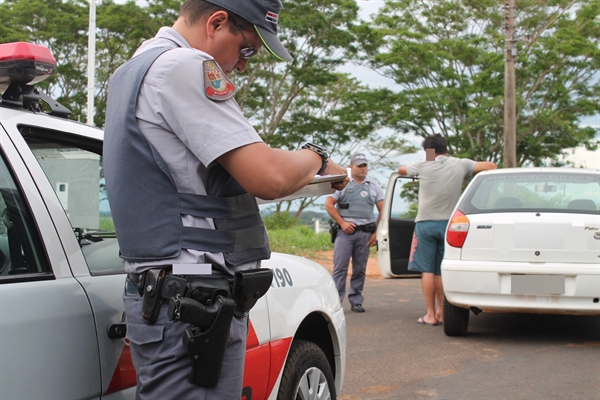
[459, 172, 600, 215]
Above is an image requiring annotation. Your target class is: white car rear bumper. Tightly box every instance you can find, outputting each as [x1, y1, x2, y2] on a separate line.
[442, 260, 600, 315]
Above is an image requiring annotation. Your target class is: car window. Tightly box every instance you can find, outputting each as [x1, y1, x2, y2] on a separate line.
[461, 172, 600, 214]
[0, 151, 50, 280]
[389, 176, 419, 219]
[21, 128, 123, 275]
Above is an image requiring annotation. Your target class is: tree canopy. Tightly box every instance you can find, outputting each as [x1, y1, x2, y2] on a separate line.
[356, 0, 599, 167]
[232, 0, 416, 214]
[1, 0, 598, 216]
[0, 0, 417, 215]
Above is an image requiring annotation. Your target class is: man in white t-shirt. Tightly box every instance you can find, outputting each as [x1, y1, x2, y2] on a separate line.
[398, 134, 496, 326]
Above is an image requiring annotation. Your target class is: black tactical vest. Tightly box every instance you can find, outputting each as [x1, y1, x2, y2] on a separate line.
[103, 47, 270, 266]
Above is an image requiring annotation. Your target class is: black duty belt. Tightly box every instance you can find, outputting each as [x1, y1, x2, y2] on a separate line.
[354, 222, 377, 233]
[127, 265, 274, 323]
[127, 266, 231, 302]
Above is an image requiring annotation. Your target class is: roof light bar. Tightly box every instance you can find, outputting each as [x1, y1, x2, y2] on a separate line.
[0, 42, 56, 87]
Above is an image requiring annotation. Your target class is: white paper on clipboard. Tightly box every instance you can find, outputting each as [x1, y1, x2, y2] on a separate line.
[256, 174, 347, 205]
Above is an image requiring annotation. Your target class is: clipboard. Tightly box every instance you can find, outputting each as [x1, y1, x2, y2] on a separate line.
[256, 174, 347, 205]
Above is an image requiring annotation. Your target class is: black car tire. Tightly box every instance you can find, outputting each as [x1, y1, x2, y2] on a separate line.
[443, 295, 470, 336]
[276, 340, 336, 400]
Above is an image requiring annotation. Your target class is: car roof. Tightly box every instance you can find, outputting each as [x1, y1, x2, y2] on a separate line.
[0, 106, 104, 142]
[477, 167, 599, 175]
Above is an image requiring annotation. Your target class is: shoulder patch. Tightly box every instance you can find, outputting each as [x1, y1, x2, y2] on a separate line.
[203, 60, 236, 101]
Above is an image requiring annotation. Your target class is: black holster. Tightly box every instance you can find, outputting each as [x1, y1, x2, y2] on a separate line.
[328, 220, 339, 243]
[168, 295, 236, 387]
[184, 275, 231, 305]
[166, 269, 272, 387]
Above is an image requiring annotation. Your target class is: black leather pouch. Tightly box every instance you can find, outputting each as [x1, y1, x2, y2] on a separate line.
[141, 269, 166, 324]
[232, 268, 273, 317]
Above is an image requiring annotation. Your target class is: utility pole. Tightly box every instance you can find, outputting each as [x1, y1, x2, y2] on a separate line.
[503, 0, 517, 168]
[87, 0, 96, 126]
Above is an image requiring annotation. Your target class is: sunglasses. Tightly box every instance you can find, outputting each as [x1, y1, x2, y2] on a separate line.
[230, 17, 259, 60]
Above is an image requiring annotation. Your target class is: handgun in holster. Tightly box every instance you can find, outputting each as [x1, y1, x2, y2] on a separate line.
[165, 268, 273, 387]
[167, 294, 235, 387]
[328, 219, 339, 243]
[184, 275, 231, 305]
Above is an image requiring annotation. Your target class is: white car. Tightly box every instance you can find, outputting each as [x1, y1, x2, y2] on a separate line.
[0, 42, 345, 399]
[378, 168, 600, 336]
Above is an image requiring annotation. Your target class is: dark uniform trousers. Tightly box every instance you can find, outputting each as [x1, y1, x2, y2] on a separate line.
[124, 289, 247, 400]
[332, 229, 372, 306]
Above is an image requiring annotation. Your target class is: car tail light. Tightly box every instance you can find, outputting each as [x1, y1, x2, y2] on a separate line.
[446, 210, 470, 248]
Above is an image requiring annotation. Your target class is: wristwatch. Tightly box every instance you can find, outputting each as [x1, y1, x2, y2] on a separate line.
[301, 143, 329, 175]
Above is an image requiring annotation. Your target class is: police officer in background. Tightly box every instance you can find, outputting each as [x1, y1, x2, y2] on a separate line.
[325, 153, 384, 313]
[103, 0, 348, 398]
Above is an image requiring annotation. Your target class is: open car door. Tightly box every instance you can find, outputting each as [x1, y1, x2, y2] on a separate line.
[377, 172, 422, 279]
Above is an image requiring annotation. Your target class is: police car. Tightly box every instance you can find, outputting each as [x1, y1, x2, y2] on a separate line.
[0, 42, 346, 399]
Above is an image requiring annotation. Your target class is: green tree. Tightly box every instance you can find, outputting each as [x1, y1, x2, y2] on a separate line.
[0, 0, 90, 120]
[234, 0, 416, 216]
[0, 0, 418, 219]
[94, 0, 159, 126]
[0, 0, 153, 125]
[356, 0, 600, 167]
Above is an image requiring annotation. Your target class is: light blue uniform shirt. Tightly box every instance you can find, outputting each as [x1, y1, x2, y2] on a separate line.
[126, 27, 263, 274]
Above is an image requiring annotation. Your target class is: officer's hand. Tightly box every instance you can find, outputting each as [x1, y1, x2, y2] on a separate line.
[367, 232, 377, 247]
[341, 221, 356, 234]
[321, 160, 349, 191]
[331, 175, 350, 191]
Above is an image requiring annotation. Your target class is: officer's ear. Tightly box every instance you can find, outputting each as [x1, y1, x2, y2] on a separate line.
[206, 10, 230, 38]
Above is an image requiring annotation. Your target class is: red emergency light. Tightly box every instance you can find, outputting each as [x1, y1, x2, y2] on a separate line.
[0, 42, 56, 86]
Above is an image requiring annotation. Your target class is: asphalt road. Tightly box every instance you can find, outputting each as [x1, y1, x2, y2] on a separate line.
[338, 277, 600, 400]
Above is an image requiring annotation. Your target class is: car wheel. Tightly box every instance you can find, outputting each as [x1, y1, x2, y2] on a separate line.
[443, 295, 469, 336]
[277, 340, 336, 400]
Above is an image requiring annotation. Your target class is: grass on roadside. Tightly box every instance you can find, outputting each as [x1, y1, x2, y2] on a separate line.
[267, 225, 333, 258]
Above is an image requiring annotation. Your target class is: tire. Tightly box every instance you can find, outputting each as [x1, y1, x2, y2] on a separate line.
[276, 340, 336, 400]
[443, 295, 469, 336]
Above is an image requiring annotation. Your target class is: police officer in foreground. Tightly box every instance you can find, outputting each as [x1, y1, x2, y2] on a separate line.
[103, 0, 348, 398]
[325, 153, 384, 313]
